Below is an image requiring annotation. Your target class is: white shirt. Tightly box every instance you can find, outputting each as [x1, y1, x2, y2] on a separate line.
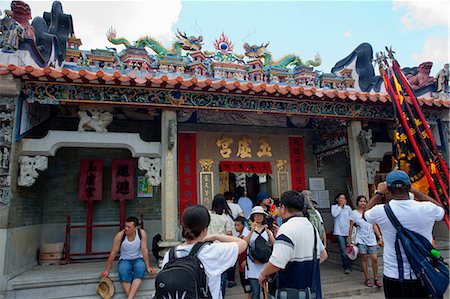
[242, 228, 269, 279]
[351, 210, 377, 246]
[161, 242, 239, 299]
[365, 199, 444, 279]
[331, 204, 352, 236]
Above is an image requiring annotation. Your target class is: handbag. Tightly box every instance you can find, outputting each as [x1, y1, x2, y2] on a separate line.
[275, 224, 318, 299]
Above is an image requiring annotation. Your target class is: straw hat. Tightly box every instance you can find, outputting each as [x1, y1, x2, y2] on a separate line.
[97, 277, 115, 299]
[345, 244, 359, 261]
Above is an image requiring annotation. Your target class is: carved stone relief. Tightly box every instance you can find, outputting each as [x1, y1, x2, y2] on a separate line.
[77, 106, 113, 133]
[138, 157, 161, 186]
[0, 103, 14, 193]
[18, 156, 48, 187]
[357, 129, 373, 154]
[366, 161, 380, 184]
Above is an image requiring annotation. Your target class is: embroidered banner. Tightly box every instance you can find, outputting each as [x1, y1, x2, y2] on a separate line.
[178, 132, 197, 220]
[289, 137, 306, 191]
[111, 159, 135, 200]
[79, 159, 103, 201]
[219, 161, 272, 174]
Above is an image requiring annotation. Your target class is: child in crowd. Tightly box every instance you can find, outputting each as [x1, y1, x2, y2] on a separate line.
[235, 216, 251, 299]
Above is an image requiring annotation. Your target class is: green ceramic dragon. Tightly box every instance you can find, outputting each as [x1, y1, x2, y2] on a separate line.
[243, 42, 321, 68]
[106, 27, 203, 56]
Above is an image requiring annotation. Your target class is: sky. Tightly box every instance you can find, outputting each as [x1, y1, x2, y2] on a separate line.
[1, 0, 448, 74]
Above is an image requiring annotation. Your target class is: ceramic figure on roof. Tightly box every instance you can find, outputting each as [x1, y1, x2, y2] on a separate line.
[107, 27, 203, 56]
[243, 42, 321, 68]
[10, 1, 34, 40]
[436, 63, 449, 93]
[406, 61, 436, 90]
[0, 9, 23, 51]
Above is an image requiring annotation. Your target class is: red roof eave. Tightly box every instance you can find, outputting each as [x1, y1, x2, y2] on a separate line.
[0, 64, 447, 108]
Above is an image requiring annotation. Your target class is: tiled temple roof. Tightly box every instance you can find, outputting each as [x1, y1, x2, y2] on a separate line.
[1, 64, 448, 108]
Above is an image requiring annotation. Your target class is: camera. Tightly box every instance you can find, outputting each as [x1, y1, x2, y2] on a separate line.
[262, 217, 274, 229]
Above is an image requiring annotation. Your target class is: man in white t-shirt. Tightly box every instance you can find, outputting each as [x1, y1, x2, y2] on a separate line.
[258, 191, 328, 298]
[364, 170, 444, 299]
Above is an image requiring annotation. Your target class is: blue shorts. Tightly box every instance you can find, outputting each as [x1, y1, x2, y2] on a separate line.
[358, 244, 378, 255]
[118, 258, 146, 283]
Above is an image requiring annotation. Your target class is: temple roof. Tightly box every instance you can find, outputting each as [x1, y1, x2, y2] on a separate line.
[0, 64, 448, 109]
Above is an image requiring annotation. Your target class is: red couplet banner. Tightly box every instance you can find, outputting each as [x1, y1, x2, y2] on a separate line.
[78, 159, 103, 201]
[178, 132, 197, 220]
[111, 159, 135, 200]
[289, 137, 306, 191]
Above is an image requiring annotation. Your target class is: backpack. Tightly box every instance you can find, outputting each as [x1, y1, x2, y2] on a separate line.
[154, 242, 212, 299]
[384, 204, 449, 297]
[307, 209, 323, 238]
[249, 230, 272, 264]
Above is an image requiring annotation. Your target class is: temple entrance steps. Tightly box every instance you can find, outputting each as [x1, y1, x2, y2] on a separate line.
[3, 238, 448, 299]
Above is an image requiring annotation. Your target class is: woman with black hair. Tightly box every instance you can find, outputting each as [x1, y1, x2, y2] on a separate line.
[209, 194, 234, 236]
[348, 195, 383, 287]
[209, 194, 235, 295]
[331, 193, 353, 274]
[161, 205, 247, 299]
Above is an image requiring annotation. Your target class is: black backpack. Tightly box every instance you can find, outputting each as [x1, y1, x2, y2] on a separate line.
[154, 242, 212, 299]
[384, 204, 449, 297]
[249, 230, 272, 264]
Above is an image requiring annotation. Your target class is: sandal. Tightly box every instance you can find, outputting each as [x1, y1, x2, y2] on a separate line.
[374, 279, 383, 287]
[365, 279, 373, 287]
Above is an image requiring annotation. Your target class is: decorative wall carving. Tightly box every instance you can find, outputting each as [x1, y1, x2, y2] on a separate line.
[138, 157, 161, 186]
[22, 82, 405, 121]
[77, 108, 113, 133]
[199, 159, 214, 172]
[168, 119, 177, 150]
[18, 155, 48, 187]
[276, 160, 288, 171]
[357, 129, 373, 154]
[366, 161, 380, 184]
[0, 103, 14, 194]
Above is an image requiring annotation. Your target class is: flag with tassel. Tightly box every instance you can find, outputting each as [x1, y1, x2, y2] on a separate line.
[377, 48, 449, 227]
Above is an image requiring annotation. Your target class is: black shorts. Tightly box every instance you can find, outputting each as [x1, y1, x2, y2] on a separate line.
[239, 271, 251, 293]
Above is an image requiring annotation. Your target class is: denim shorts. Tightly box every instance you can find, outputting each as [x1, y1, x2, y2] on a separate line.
[118, 258, 146, 282]
[358, 244, 378, 255]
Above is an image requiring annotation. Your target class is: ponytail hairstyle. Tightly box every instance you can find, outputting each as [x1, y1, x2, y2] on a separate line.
[182, 205, 211, 240]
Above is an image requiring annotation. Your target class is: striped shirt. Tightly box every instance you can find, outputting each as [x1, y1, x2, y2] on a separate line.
[270, 216, 324, 298]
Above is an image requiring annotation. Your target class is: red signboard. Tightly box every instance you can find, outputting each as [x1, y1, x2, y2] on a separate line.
[219, 161, 272, 174]
[111, 159, 135, 200]
[78, 159, 103, 201]
[178, 132, 197, 220]
[289, 136, 306, 191]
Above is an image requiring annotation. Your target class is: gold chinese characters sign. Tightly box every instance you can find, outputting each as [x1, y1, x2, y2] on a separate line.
[216, 135, 273, 158]
[199, 159, 214, 207]
[276, 159, 290, 197]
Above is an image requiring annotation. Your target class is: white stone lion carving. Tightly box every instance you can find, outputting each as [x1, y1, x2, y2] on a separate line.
[18, 156, 48, 187]
[78, 109, 113, 133]
[138, 157, 161, 186]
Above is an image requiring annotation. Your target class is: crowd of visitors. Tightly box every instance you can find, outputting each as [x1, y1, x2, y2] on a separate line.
[101, 170, 446, 299]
